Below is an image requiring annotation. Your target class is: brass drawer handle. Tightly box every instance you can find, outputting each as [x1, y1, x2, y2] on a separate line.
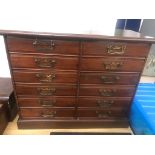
[107, 45, 126, 55]
[36, 73, 56, 82]
[100, 75, 120, 83]
[41, 110, 56, 118]
[39, 99, 56, 107]
[97, 100, 114, 107]
[96, 110, 111, 118]
[99, 89, 116, 97]
[103, 62, 123, 70]
[37, 87, 56, 96]
[34, 58, 56, 68]
[33, 39, 55, 51]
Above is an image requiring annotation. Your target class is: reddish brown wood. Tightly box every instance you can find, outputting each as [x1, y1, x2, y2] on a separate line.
[13, 70, 77, 84]
[77, 108, 128, 118]
[17, 97, 76, 107]
[83, 41, 150, 57]
[80, 72, 140, 85]
[78, 97, 131, 108]
[0, 29, 155, 43]
[81, 57, 146, 72]
[1, 30, 153, 129]
[15, 84, 77, 96]
[20, 108, 75, 118]
[10, 54, 78, 70]
[17, 118, 129, 128]
[7, 36, 79, 55]
[79, 85, 135, 97]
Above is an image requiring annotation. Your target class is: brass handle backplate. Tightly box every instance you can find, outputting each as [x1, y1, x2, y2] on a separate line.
[103, 62, 123, 70]
[41, 110, 56, 118]
[97, 100, 114, 107]
[33, 39, 55, 51]
[34, 58, 56, 68]
[37, 87, 56, 96]
[96, 110, 111, 118]
[39, 99, 56, 107]
[99, 89, 116, 97]
[107, 44, 126, 55]
[36, 73, 56, 82]
[100, 75, 120, 83]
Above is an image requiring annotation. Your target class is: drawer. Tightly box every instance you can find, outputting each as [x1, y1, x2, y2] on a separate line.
[83, 41, 150, 57]
[17, 97, 76, 107]
[80, 72, 140, 85]
[13, 70, 77, 84]
[10, 54, 78, 70]
[79, 85, 135, 97]
[81, 57, 145, 72]
[20, 108, 75, 118]
[7, 36, 79, 55]
[15, 84, 77, 96]
[77, 108, 128, 118]
[78, 97, 131, 108]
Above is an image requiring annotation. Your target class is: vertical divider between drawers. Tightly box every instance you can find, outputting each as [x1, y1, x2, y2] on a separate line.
[75, 41, 83, 119]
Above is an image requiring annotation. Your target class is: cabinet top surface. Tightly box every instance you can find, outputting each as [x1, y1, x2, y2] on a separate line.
[0, 29, 155, 43]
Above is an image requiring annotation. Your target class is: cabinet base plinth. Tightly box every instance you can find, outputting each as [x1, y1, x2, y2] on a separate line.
[17, 118, 129, 129]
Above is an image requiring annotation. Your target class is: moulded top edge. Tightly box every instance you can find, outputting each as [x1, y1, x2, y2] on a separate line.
[0, 29, 155, 43]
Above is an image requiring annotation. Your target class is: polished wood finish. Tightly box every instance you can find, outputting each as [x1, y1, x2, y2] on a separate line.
[10, 54, 78, 70]
[1, 30, 153, 129]
[79, 85, 135, 97]
[77, 108, 128, 118]
[83, 41, 150, 57]
[20, 108, 75, 118]
[78, 97, 131, 108]
[80, 72, 140, 85]
[15, 84, 77, 96]
[17, 97, 76, 107]
[7, 36, 79, 55]
[13, 70, 77, 84]
[17, 118, 129, 129]
[0, 29, 154, 42]
[81, 57, 145, 72]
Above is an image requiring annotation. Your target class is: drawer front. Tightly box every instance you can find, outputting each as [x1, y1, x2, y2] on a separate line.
[77, 108, 128, 118]
[83, 41, 150, 57]
[79, 86, 135, 97]
[81, 57, 145, 72]
[10, 54, 78, 70]
[20, 108, 75, 118]
[78, 97, 131, 108]
[15, 84, 77, 96]
[80, 72, 140, 85]
[17, 97, 76, 107]
[13, 70, 77, 84]
[7, 36, 79, 55]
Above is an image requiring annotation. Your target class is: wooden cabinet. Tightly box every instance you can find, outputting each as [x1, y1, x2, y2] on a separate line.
[0, 30, 154, 129]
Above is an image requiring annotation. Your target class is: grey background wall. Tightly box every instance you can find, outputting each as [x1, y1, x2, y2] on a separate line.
[140, 19, 155, 76]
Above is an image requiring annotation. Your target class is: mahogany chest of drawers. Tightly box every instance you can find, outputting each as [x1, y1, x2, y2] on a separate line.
[0, 30, 154, 129]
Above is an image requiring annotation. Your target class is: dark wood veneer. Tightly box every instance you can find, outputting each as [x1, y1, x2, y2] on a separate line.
[7, 36, 79, 55]
[82, 41, 150, 57]
[1, 29, 154, 129]
[13, 70, 77, 84]
[10, 54, 78, 70]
